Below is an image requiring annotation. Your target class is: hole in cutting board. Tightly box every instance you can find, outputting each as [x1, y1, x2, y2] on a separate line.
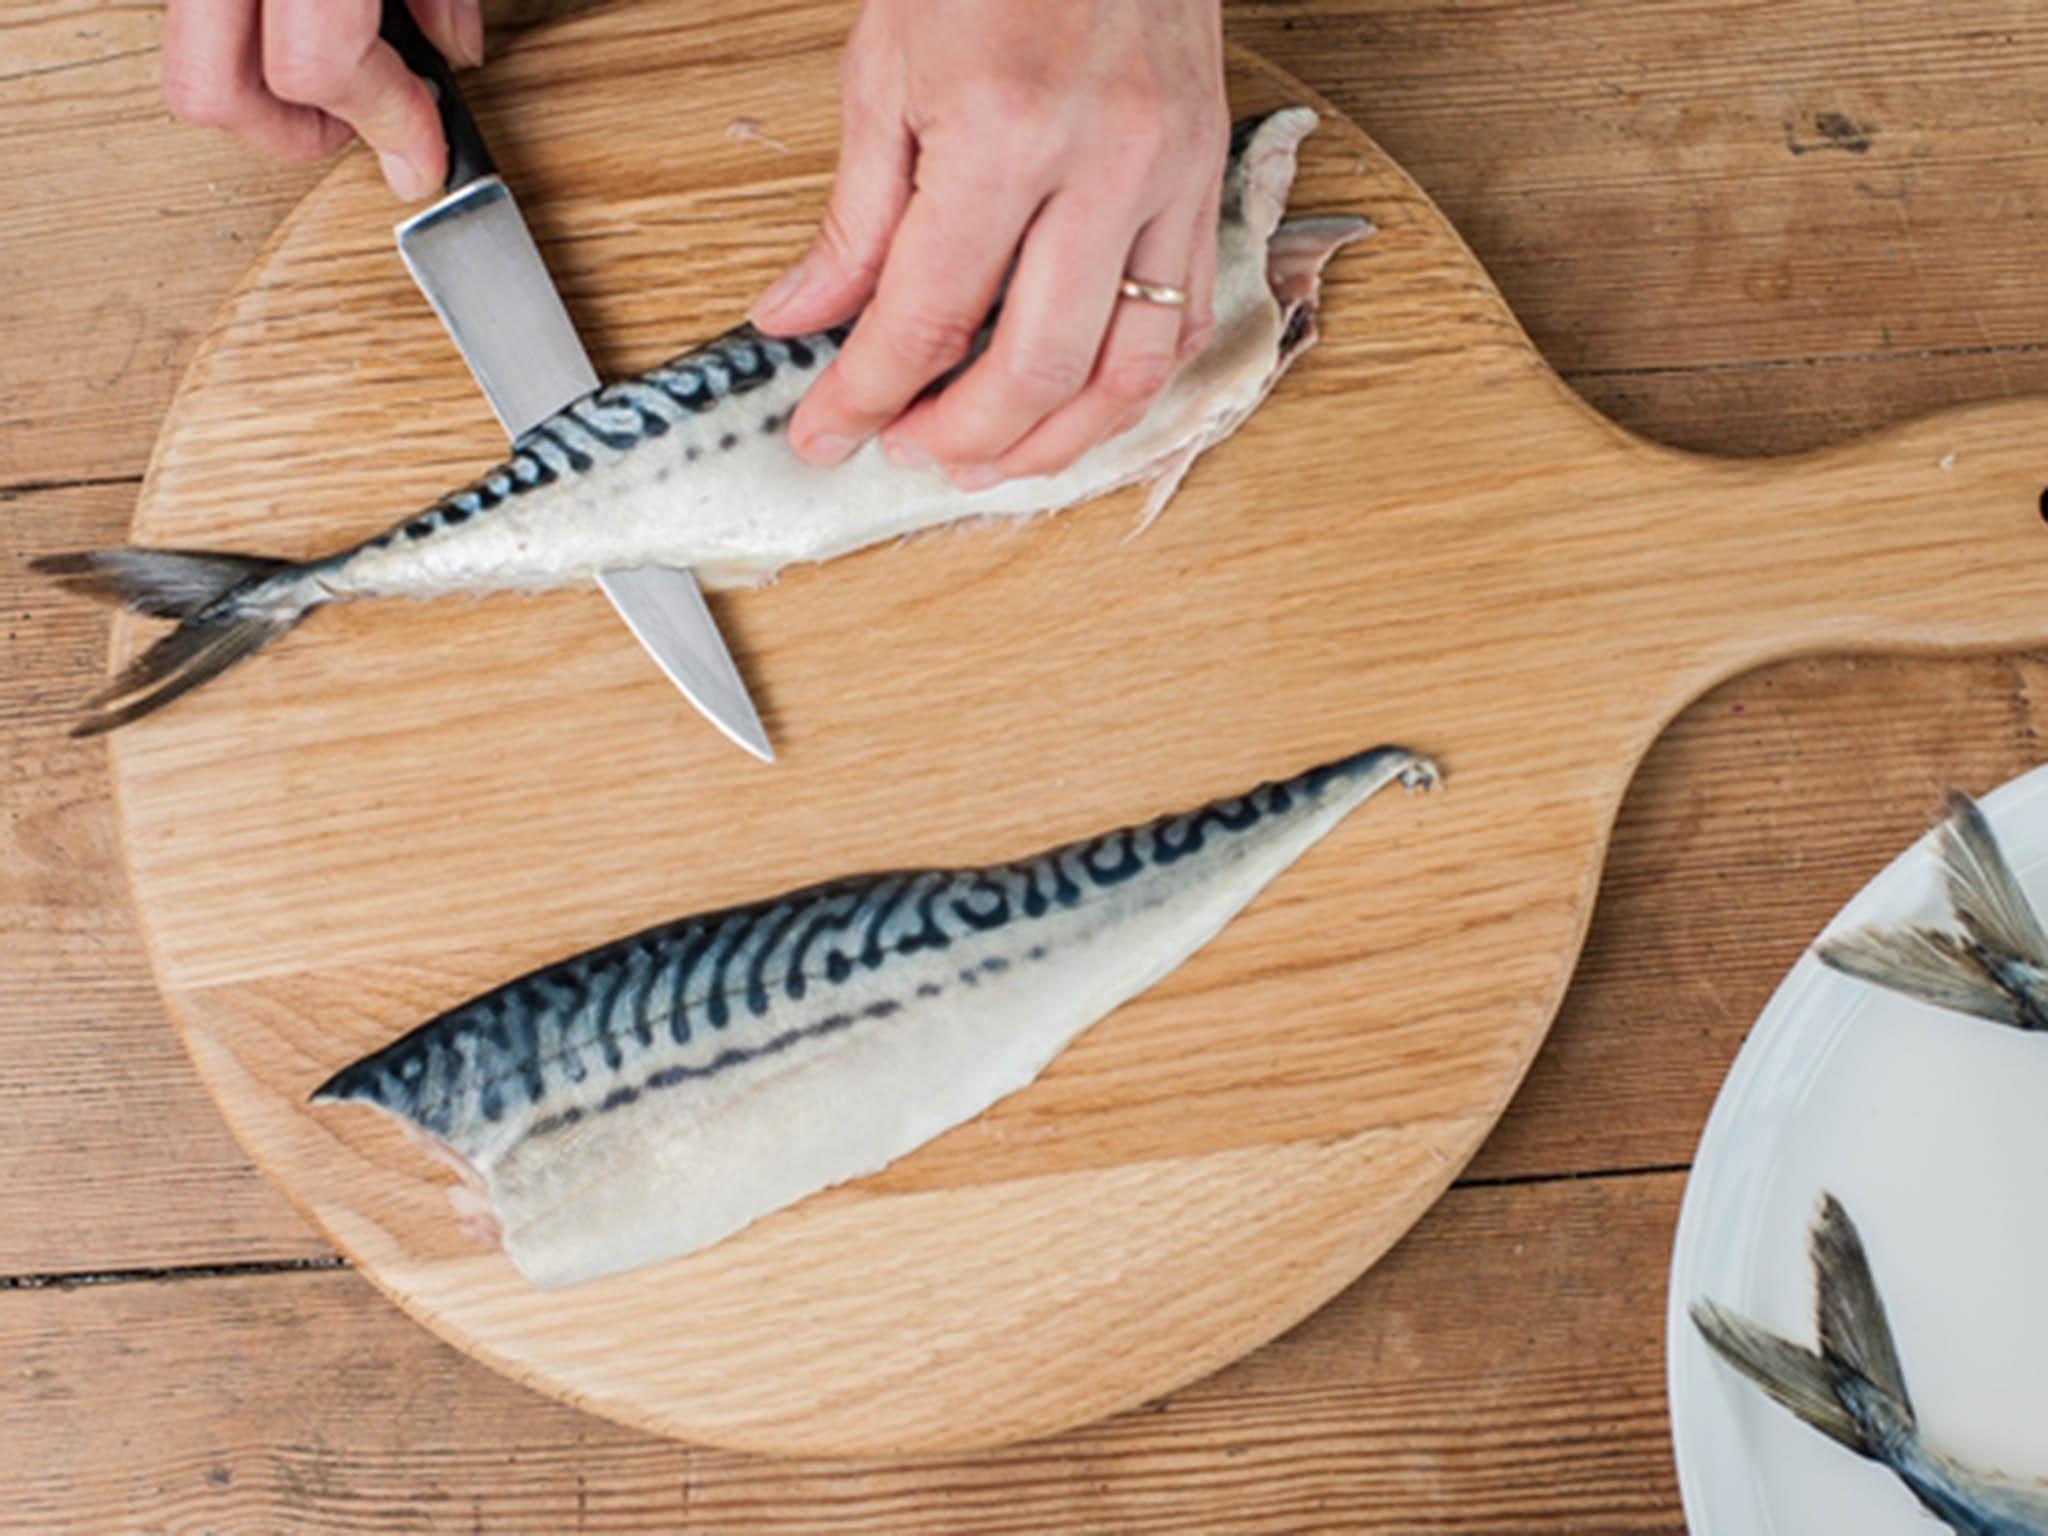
[2040, 487, 2048, 523]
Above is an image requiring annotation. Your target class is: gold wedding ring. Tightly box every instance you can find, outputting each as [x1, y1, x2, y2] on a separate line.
[1118, 276, 1189, 309]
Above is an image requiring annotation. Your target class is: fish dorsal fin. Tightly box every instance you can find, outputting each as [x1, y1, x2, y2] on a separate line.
[1811, 1195, 1917, 1430]
[1938, 790, 2048, 965]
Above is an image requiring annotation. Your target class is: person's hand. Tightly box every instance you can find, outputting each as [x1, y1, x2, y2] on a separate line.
[161, 0, 482, 200]
[751, 0, 1228, 489]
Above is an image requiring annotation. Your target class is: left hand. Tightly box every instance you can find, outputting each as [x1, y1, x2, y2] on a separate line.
[749, 0, 1229, 489]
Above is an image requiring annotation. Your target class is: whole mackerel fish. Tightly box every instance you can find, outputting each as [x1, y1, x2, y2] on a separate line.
[314, 745, 1440, 1289]
[39, 109, 1365, 736]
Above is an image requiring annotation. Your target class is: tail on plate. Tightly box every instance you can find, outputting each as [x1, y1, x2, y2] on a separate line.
[1690, 1193, 1918, 1464]
[32, 548, 317, 736]
[1815, 791, 2048, 1032]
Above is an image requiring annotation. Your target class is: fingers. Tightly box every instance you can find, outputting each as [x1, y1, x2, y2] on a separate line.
[264, 0, 445, 198]
[783, 153, 1042, 465]
[163, 0, 352, 163]
[960, 206, 1197, 488]
[879, 190, 1140, 474]
[751, 92, 915, 337]
[406, 0, 484, 71]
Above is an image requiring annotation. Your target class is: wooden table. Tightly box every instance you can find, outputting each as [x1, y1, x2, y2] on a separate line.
[5, 2, 2044, 1528]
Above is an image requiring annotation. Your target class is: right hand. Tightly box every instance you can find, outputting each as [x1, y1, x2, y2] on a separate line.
[161, 0, 482, 200]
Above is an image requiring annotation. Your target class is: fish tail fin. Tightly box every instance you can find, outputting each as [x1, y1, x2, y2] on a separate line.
[1691, 1194, 1919, 1464]
[1690, 1298, 1875, 1456]
[1814, 924, 2023, 1026]
[32, 547, 292, 619]
[1935, 790, 2048, 966]
[1809, 1194, 1917, 1430]
[32, 548, 318, 736]
[1815, 791, 2045, 1030]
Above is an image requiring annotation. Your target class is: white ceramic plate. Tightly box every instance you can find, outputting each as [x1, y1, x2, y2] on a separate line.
[1667, 765, 2048, 1534]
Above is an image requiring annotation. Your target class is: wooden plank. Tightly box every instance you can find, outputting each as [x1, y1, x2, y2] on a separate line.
[1, 483, 325, 1273]
[0, 18, 320, 486]
[4, 0, 2047, 487]
[0, 2, 597, 489]
[1235, 0, 2048, 370]
[0, 1172, 1686, 1535]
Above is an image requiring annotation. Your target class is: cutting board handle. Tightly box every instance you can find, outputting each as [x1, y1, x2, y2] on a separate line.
[1627, 395, 2048, 675]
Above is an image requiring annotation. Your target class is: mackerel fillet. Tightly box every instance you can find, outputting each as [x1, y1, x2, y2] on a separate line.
[313, 745, 1439, 1289]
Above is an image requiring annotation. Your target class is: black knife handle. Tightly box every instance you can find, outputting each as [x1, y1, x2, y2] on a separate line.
[379, 0, 495, 191]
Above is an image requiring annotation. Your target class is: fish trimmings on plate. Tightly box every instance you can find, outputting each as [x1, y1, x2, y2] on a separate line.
[312, 746, 1439, 1289]
[1669, 777, 2048, 1536]
[40, 108, 1363, 737]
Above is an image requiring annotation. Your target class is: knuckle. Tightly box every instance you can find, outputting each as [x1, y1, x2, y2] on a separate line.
[264, 41, 347, 106]
[1001, 341, 1092, 402]
[1101, 86, 1171, 161]
[815, 208, 886, 289]
[881, 309, 980, 376]
[1100, 349, 1177, 405]
[981, 75, 1057, 143]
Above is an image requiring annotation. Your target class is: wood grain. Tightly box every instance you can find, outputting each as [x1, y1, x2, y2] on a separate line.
[95, 0, 2048, 1456]
[0, 1174, 1686, 1536]
[6, 0, 2048, 1524]
[5, 0, 2046, 494]
[1, 484, 325, 1273]
[1235, 0, 2048, 371]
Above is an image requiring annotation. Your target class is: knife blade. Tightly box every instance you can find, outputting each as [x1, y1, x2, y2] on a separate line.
[380, 0, 772, 762]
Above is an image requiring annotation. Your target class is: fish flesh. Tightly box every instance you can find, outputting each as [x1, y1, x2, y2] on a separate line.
[37, 108, 1365, 736]
[312, 744, 1439, 1289]
[1692, 1194, 2048, 1536]
[1817, 791, 2048, 1034]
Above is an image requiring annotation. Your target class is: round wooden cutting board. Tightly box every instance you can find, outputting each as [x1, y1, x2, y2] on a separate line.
[111, 0, 2048, 1456]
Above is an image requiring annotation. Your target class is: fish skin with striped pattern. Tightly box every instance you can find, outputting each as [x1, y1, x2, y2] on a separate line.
[312, 745, 1440, 1289]
[36, 108, 1367, 736]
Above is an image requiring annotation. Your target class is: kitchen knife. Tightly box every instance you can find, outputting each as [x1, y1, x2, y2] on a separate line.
[380, 0, 772, 762]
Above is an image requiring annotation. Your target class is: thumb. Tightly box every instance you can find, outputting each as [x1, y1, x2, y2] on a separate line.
[751, 107, 913, 334]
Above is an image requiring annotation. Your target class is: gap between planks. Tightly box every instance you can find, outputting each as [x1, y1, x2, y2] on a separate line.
[0, 1163, 1688, 1292]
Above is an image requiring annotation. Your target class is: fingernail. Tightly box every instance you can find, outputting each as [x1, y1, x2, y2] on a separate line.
[798, 432, 859, 467]
[884, 437, 933, 471]
[452, 1, 485, 67]
[951, 465, 1004, 492]
[379, 151, 436, 201]
[751, 263, 809, 323]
